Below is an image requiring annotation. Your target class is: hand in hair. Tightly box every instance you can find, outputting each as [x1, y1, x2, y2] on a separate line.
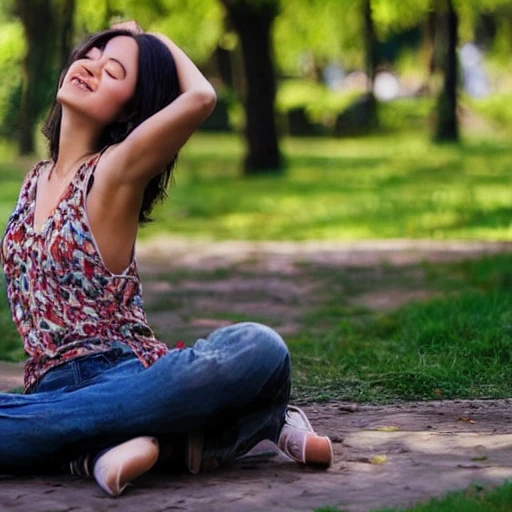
[110, 20, 144, 35]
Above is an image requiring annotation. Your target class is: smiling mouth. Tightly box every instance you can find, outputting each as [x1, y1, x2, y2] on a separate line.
[71, 76, 93, 92]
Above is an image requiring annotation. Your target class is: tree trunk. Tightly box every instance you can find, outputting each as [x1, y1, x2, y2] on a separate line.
[434, 0, 459, 142]
[15, 0, 58, 154]
[59, 0, 76, 70]
[219, 0, 282, 174]
[419, 10, 437, 94]
[362, 0, 378, 129]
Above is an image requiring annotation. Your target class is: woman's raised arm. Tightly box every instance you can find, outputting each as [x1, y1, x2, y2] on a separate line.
[152, 32, 216, 97]
[108, 28, 217, 185]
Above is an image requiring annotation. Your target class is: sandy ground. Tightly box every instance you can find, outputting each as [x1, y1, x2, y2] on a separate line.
[2, 239, 512, 511]
[2, 399, 512, 512]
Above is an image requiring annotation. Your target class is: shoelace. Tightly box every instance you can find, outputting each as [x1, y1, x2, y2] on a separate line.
[69, 453, 91, 477]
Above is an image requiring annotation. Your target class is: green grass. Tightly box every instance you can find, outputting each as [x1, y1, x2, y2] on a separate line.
[288, 253, 512, 403]
[315, 482, 512, 511]
[146, 133, 512, 241]
[372, 482, 512, 512]
[0, 131, 511, 241]
[467, 93, 512, 137]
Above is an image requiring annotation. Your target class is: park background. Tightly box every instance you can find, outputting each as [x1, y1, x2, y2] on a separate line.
[1, 1, 512, 510]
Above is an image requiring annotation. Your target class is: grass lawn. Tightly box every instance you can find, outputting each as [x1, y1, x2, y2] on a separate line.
[289, 253, 512, 402]
[316, 482, 512, 511]
[0, 131, 511, 241]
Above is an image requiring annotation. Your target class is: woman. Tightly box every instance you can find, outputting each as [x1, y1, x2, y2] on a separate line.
[0, 21, 333, 497]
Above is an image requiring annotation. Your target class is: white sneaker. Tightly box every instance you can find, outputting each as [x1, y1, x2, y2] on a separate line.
[92, 437, 160, 496]
[278, 405, 334, 468]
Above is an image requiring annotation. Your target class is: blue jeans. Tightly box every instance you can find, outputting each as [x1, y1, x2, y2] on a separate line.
[0, 322, 291, 475]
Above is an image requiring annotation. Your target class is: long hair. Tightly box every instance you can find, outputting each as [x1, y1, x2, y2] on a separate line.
[42, 28, 181, 224]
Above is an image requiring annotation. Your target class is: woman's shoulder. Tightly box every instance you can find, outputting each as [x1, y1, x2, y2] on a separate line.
[25, 158, 52, 181]
[31, 158, 53, 173]
[17, 159, 52, 197]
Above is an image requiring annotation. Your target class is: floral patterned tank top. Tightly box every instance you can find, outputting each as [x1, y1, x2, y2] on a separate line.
[0, 150, 169, 393]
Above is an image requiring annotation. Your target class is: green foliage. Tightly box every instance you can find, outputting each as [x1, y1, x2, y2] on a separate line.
[96, 0, 223, 62]
[276, 79, 363, 129]
[374, 481, 512, 511]
[147, 0, 222, 62]
[371, 0, 430, 37]
[484, 6, 512, 73]
[456, 0, 512, 44]
[74, 0, 109, 34]
[376, 96, 435, 130]
[274, 0, 364, 73]
[0, 21, 24, 139]
[74, 0, 222, 62]
[466, 94, 512, 135]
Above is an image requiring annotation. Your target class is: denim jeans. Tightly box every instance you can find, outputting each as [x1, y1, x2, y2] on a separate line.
[0, 322, 291, 475]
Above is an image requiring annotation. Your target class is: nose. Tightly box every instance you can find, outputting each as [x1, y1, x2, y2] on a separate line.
[81, 55, 104, 79]
[81, 62, 96, 78]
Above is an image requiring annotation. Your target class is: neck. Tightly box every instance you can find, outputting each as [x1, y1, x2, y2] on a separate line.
[54, 108, 103, 177]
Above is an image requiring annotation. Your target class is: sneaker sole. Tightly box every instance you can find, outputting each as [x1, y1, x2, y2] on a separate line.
[93, 437, 159, 496]
[304, 433, 334, 468]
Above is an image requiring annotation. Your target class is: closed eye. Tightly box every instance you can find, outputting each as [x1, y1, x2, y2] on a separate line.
[82, 49, 126, 79]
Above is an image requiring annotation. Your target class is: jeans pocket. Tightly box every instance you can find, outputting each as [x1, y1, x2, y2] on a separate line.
[77, 353, 119, 384]
[30, 363, 75, 393]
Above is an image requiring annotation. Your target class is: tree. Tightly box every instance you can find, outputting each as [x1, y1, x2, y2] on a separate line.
[362, 0, 378, 128]
[59, 0, 76, 70]
[14, 0, 59, 154]
[219, 0, 282, 173]
[10, 0, 77, 154]
[433, 0, 459, 142]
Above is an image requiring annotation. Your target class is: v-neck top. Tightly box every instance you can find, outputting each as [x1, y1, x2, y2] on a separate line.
[0, 151, 169, 393]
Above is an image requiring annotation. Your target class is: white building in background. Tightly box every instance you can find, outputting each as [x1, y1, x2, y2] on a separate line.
[459, 43, 489, 98]
[373, 72, 400, 101]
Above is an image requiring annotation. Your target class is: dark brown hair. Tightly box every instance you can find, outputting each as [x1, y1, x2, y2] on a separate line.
[42, 28, 181, 224]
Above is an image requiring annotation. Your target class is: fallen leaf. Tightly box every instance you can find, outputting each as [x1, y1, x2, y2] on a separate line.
[375, 426, 400, 432]
[370, 455, 388, 464]
[458, 416, 476, 424]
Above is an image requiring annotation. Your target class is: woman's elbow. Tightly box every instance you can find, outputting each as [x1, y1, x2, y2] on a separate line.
[194, 88, 217, 118]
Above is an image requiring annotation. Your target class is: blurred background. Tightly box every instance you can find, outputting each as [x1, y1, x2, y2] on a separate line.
[0, 0, 511, 242]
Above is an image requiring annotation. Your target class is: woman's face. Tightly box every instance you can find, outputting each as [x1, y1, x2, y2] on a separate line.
[57, 35, 139, 127]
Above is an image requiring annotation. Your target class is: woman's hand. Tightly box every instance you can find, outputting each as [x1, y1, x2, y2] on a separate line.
[111, 20, 144, 35]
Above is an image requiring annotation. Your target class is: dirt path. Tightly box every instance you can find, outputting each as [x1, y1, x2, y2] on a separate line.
[2, 400, 512, 511]
[135, 237, 512, 273]
[135, 238, 512, 346]
[2, 239, 512, 511]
